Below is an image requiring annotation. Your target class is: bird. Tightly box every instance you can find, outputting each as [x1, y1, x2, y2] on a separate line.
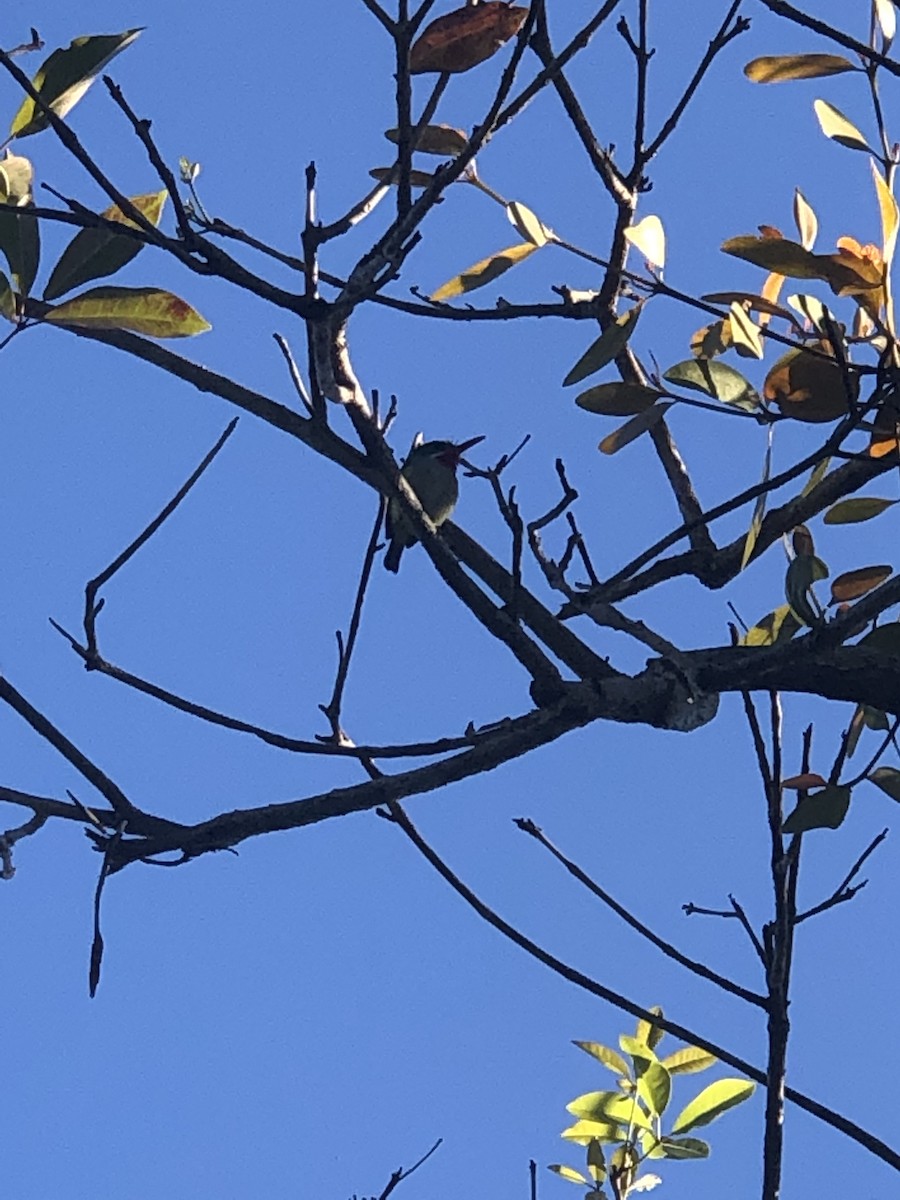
[384, 435, 484, 573]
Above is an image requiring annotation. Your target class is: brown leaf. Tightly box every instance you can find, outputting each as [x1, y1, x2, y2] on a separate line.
[782, 773, 827, 790]
[764, 343, 857, 423]
[410, 3, 528, 74]
[830, 565, 893, 604]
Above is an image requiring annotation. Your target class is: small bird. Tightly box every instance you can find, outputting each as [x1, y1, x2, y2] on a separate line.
[384, 435, 485, 573]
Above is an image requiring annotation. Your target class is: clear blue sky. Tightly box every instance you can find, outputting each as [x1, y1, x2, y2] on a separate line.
[3, 2, 898, 1198]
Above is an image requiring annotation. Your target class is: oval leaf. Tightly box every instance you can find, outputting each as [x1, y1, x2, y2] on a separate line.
[782, 773, 828, 790]
[11, 30, 144, 139]
[764, 345, 856, 423]
[599, 402, 671, 454]
[384, 123, 468, 156]
[744, 54, 856, 83]
[430, 240, 539, 301]
[701, 291, 798, 324]
[572, 1041, 630, 1078]
[44, 285, 211, 337]
[670, 1079, 755, 1134]
[564, 307, 642, 386]
[660, 1047, 717, 1076]
[409, 3, 528, 74]
[663, 359, 759, 410]
[813, 99, 871, 152]
[44, 191, 167, 301]
[507, 200, 552, 247]
[823, 497, 897, 524]
[722, 234, 822, 278]
[369, 166, 438, 188]
[783, 784, 852, 833]
[729, 301, 763, 358]
[830, 564, 892, 604]
[624, 215, 665, 269]
[658, 1137, 710, 1160]
[576, 382, 662, 416]
[868, 766, 900, 802]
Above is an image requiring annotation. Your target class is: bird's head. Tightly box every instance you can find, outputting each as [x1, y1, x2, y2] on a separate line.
[414, 435, 485, 470]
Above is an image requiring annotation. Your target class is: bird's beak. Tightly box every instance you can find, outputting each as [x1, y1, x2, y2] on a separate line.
[454, 435, 485, 455]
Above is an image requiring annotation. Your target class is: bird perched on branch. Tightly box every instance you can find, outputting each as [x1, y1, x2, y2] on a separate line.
[384, 435, 484, 573]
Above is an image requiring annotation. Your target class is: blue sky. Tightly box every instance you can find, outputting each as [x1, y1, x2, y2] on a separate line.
[2, 2, 899, 1198]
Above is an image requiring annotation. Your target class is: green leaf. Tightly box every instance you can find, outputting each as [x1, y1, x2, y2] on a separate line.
[663, 359, 760, 410]
[785, 553, 828, 627]
[0, 151, 39, 296]
[636, 1061, 671, 1119]
[44, 285, 211, 337]
[548, 1165, 588, 1185]
[813, 99, 871, 153]
[660, 1047, 717, 1075]
[572, 1041, 630, 1078]
[670, 1079, 755, 1134]
[800, 456, 831, 497]
[44, 191, 167, 301]
[783, 784, 852, 833]
[564, 307, 642, 386]
[868, 767, 900, 802]
[384, 123, 468, 156]
[633, 1008, 665, 1052]
[567, 1091, 652, 1131]
[561, 1119, 626, 1146]
[430, 241, 540, 301]
[823, 497, 897, 524]
[741, 429, 773, 569]
[575, 383, 663, 416]
[0, 268, 15, 320]
[744, 54, 857, 83]
[658, 1137, 710, 1160]
[507, 200, 553, 247]
[10, 30, 144, 139]
[830, 565, 892, 604]
[599, 403, 671, 454]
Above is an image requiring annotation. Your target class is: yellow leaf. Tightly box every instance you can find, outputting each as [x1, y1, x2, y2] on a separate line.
[624, 215, 665, 269]
[506, 200, 552, 247]
[44, 285, 211, 338]
[871, 161, 898, 267]
[813, 99, 870, 152]
[728, 301, 763, 358]
[429, 241, 539, 301]
[793, 188, 817, 250]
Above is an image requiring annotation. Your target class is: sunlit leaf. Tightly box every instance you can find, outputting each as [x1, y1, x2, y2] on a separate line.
[663, 359, 760, 410]
[744, 54, 856, 83]
[875, 0, 897, 49]
[871, 161, 899, 267]
[10, 30, 143, 139]
[44, 191, 167, 301]
[830, 564, 892, 604]
[800, 455, 831, 497]
[561, 1119, 626, 1145]
[624, 215, 665, 269]
[430, 240, 540, 301]
[868, 767, 900, 802]
[636, 1061, 671, 1119]
[786, 292, 830, 331]
[783, 784, 852, 833]
[741, 604, 801, 647]
[628, 1173, 662, 1192]
[384, 124, 468, 156]
[728, 301, 763, 358]
[793, 188, 818, 250]
[633, 1008, 665, 1052]
[813, 99, 871, 152]
[548, 1165, 588, 1185]
[44, 285, 211, 337]
[823, 496, 897, 524]
[723, 234, 823, 278]
[690, 318, 732, 359]
[409, 2, 528, 74]
[567, 1091, 652, 1130]
[507, 200, 553, 247]
[660, 1047, 717, 1075]
[741, 428, 773, 569]
[575, 382, 663, 416]
[564, 307, 641, 386]
[573, 1042, 630, 1078]
[670, 1079, 755, 1134]
[599, 402, 671, 454]
[764, 345, 857, 423]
